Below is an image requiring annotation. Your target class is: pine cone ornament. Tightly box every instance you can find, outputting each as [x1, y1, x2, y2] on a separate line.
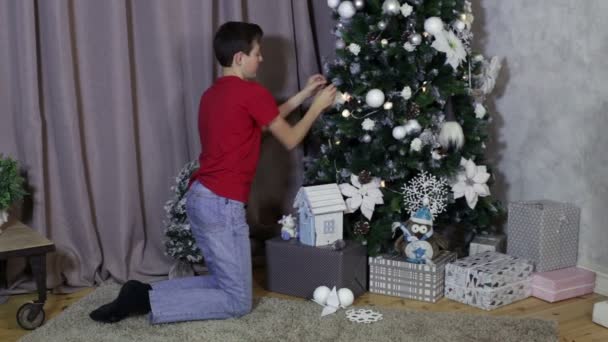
[358, 170, 373, 184]
[353, 221, 371, 236]
[408, 103, 421, 118]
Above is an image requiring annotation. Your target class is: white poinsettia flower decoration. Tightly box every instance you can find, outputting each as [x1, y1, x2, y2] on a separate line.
[431, 30, 467, 69]
[339, 174, 384, 220]
[451, 158, 491, 209]
[400, 3, 413, 17]
[474, 103, 487, 119]
[348, 43, 361, 56]
[362, 118, 375, 131]
[401, 86, 412, 100]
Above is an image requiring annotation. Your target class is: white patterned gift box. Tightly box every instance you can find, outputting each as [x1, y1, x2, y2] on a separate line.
[369, 251, 456, 303]
[507, 200, 580, 272]
[445, 251, 534, 310]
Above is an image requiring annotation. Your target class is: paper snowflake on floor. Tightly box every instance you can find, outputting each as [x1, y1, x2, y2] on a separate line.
[346, 309, 383, 324]
[402, 171, 449, 217]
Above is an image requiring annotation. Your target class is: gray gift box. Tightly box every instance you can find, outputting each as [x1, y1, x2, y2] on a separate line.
[445, 251, 534, 310]
[265, 237, 367, 299]
[368, 251, 457, 303]
[507, 200, 580, 272]
[469, 234, 506, 255]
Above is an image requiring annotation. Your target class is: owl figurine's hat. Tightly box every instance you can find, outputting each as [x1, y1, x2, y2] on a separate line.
[410, 197, 433, 225]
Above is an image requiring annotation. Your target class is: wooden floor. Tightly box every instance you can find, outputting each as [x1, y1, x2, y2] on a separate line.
[2, 269, 607, 342]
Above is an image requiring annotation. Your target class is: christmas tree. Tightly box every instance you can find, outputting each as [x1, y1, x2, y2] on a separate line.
[304, 0, 504, 254]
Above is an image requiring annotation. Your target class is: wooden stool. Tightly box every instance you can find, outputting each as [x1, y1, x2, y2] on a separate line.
[0, 220, 55, 330]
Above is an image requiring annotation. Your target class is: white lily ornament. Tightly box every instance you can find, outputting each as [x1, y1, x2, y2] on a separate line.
[451, 158, 491, 209]
[339, 174, 384, 220]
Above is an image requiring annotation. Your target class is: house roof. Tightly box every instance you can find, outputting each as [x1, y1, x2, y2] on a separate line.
[294, 183, 347, 215]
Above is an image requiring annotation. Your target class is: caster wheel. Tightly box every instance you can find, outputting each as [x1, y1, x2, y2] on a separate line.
[16, 302, 45, 330]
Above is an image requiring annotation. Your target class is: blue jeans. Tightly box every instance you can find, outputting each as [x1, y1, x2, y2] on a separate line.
[148, 181, 252, 324]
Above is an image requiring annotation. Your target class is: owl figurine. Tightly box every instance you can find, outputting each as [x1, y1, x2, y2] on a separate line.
[393, 205, 445, 264]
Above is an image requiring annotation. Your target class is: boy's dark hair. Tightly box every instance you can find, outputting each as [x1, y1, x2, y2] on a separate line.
[213, 22, 263, 67]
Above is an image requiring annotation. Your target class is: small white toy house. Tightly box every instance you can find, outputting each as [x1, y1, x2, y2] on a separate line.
[293, 184, 347, 246]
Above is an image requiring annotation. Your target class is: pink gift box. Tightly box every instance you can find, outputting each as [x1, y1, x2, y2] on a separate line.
[531, 267, 595, 302]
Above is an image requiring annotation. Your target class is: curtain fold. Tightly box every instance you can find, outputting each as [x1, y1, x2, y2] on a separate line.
[0, 0, 326, 292]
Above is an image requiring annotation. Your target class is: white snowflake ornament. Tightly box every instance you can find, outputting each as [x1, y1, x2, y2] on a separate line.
[339, 174, 384, 220]
[361, 118, 375, 131]
[346, 309, 383, 324]
[451, 158, 491, 209]
[402, 171, 449, 217]
[348, 43, 361, 56]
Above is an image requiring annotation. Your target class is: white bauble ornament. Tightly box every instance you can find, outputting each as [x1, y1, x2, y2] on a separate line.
[365, 89, 385, 108]
[424, 17, 444, 35]
[404, 119, 422, 135]
[362, 134, 372, 143]
[354, 0, 365, 10]
[378, 20, 387, 30]
[338, 288, 355, 307]
[453, 19, 466, 32]
[313, 286, 331, 305]
[338, 1, 356, 19]
[392, 126, 407, 140]
[327, 0, 341, 9]
[409, 33, 422, 46]
[382, 0, 400, 15]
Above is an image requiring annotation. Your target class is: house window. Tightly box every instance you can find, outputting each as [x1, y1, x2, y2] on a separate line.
[323, 220, 335, 234]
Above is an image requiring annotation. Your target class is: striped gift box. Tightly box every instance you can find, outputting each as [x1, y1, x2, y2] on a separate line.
[368, 251, 457, 303]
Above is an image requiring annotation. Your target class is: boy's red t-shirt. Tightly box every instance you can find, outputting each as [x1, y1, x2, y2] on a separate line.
[190, 76, 279, 203]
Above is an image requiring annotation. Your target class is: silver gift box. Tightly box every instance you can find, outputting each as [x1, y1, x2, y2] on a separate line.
[507, 200, 580, 272]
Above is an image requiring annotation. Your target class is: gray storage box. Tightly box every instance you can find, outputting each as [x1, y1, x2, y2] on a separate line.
[507, 200, 580, 272]
[445, 251, 533, 310]
[368, 251, 456, 303]
[265, 237, 367, 299]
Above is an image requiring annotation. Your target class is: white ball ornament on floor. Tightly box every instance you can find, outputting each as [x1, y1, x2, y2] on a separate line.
[424, 17, 444, 35]
[338, 288, 354, 308]
[392, 126, 407, 140]
[365, 89, 385, 108]
[338, 1, 356, 19]
[327, 0, 341, 9]
[313, 286, 331, 305]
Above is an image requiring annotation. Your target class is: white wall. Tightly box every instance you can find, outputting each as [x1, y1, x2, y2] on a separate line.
[473, 0, 608, 294]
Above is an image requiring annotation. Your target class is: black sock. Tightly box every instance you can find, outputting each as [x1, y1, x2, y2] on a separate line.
[89, 280, 152, 323]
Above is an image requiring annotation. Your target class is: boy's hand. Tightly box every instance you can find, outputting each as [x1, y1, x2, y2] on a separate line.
[311, 84, 337, 112]
[304, 74, 327, 98]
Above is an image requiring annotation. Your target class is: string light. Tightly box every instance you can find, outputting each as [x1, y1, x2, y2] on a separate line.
[381, 180, 386, 188]
[383, 101, 393, 110]
[342, 109, 351, 118]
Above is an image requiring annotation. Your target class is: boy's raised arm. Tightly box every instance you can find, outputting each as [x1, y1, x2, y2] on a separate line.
[268, 84, 336, 150]
[277, 74, 327, 118]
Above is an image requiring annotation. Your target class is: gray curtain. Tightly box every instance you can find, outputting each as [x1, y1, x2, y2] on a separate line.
[0, 0, 329, 292]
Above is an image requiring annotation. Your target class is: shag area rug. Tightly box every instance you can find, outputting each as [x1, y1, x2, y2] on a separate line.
[20, 285, 557, 342]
